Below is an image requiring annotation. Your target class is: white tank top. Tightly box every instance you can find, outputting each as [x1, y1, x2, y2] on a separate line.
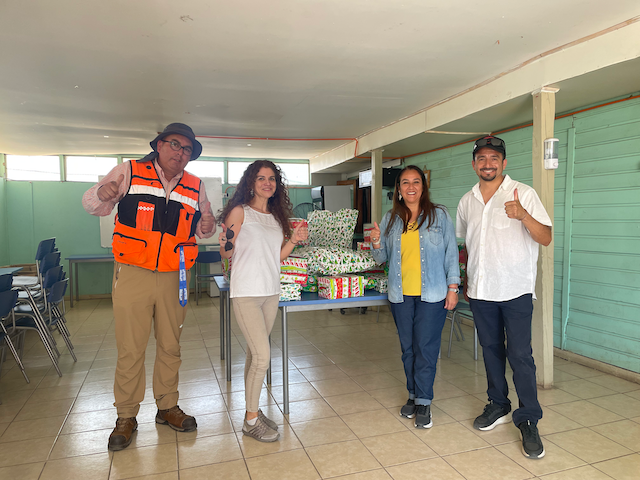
[230, 204, 284, 298]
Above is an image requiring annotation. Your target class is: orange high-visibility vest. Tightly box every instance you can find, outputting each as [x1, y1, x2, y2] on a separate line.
[112, 159, 201, 272]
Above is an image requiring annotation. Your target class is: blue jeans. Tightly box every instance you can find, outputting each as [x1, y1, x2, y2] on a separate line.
[390, 296, 448, 406]
[469, 294, 543, 426]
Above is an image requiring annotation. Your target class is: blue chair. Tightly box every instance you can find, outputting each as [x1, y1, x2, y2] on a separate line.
[195, 251, 222, 304]
[0, 274, 13, 292]
[0, 289, 30, 385]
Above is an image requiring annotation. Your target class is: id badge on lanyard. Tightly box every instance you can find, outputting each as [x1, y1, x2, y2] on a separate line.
[179, 245, 188, 307]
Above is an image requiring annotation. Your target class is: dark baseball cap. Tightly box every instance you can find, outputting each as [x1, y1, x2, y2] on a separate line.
[150, 123, 203, 160]
[472, 136, 506, 159]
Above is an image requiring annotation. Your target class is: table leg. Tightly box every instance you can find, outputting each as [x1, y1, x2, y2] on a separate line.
[281, 307, 289, 415]
[68, 260, 74, 308]
[266, 333, 272, 385]
[220, 291, 225, 360]
[74, 262, 79, 304]
[225, 290, 232, 381]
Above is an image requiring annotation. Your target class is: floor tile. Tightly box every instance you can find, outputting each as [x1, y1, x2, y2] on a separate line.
[13, 397, 74, 422]
[306, 439, 380, 478]
[588, 393, 640, 419]
[592, 453, 640, 480]
[537, 387, 581, 406]
[591, 420, 640, 452]
[496, 439, 586, 476]
[291, 416, 357, 447]
[361, 431, 437, 466]
[585, 375, 640, 394]
[285, 398, 337, 423]
[111, 443, 178, 479]
[386, 456, 466, 480]
[554, 364, 606, 379]
[444, 446, 532, 480]
[0, 414, 65, 443]
[413, 421, 490, 456]
[177, 432, 242, 469]
[179, 459, 250, 480]
[245, 449, 320, 480]
[269, 382, 321, 403]
[545, 427, 634, 463]
[537, 465, 617, 479]
[461, 418, 521, 445]
[299, 365, 349, 382]
[311, 378, 364, 397]
[341, 408, 407, 438]
[537, 408, 583, 435]
[0, 462, 44, 480]
[367, 386, 408, 408]
[324, 391, 386, 415]
[432, 394, 487, 421]
[351, 372, 404, 391]
[40, 453, 111, 480]
[548, 400, 624, 426]
[554, 379, 617, 400]
[331, 470, 392, 480]
[0, 436, 57, 468]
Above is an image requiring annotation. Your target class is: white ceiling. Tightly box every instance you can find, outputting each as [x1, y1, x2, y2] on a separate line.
[1, 0, 639, 172]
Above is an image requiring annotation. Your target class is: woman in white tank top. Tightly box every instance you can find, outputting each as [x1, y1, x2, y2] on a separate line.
[218, 160, 307, 442]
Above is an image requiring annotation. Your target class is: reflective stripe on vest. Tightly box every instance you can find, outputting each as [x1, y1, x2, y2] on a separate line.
[112, 160, 201, 272]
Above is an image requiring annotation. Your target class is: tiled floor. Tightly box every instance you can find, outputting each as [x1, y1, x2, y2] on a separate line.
[1, 296, 639, 480]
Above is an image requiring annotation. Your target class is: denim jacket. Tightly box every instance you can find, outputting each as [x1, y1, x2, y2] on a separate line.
[371, 207, 460, 304]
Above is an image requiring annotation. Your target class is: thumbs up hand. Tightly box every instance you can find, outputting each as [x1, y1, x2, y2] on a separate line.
[98, 174, 125, 202]
[371, 221, 382, 249]
[200, 201, 216, 234]
[504, 188, 527, 221]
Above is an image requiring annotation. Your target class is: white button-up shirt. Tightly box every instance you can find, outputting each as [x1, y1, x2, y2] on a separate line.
[456, 175, 552, 302]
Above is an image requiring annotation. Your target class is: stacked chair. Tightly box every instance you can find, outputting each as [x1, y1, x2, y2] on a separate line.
[2, 237, 78, 381]
[0, 275, 30, 386]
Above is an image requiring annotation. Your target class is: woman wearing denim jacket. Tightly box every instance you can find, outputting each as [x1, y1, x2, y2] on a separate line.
[370, 165, 460, 429]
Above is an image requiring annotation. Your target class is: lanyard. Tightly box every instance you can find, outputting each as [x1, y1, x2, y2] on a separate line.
[179, 245, 188, 307]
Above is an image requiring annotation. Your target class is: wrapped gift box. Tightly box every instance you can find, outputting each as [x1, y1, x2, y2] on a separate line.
[280, 283, 302, 301]
[357, 242, 371, 251]
[318, 275, 365, 299]
[280, 273, 308, 285]
[308, 209, 359, 248]
[280, 256, 308, 274]
[302, 274, 318, 292]
[293, 246, 378, 276]
[363, 273, 389, 293]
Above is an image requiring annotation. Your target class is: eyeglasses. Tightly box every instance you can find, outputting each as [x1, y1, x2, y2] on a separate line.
[161, 139, 193, 157]
[473, 137, 505, 151]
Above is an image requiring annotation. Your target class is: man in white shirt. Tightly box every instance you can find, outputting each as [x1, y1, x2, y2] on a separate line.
[456, 136, 552, 459]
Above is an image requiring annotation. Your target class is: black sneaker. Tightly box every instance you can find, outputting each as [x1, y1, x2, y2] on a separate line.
[414, 404, 433, 429]
[473, 402, 511, 431]
[518, 421, 545, 459]
[400, 399, 417, 418]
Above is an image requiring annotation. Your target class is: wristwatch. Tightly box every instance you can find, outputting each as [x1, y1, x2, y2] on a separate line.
[448, 287, 459, 294]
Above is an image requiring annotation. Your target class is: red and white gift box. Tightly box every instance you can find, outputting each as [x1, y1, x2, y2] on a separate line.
[318, 275, 365, 299]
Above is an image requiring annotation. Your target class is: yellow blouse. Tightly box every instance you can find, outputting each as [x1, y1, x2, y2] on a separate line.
[401, 221, 421, 296]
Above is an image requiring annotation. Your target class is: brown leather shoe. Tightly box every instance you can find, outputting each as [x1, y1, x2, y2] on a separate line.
[156, 405, 197, 432]
[108, 417, 138, 451]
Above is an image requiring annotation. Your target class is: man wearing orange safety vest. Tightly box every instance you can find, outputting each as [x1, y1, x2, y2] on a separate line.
[83, 123, 216, 451]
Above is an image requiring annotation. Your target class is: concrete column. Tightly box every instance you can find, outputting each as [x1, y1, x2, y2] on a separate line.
[371, 148, 383, 223]
[531, 87, 558, 388]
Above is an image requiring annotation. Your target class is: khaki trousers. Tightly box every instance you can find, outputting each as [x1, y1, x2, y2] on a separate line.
[112, 262, 190, 418]
[232, 295, 280, 413]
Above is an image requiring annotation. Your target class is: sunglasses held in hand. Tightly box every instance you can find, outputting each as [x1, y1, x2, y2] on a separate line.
[225, 225, 235, 251]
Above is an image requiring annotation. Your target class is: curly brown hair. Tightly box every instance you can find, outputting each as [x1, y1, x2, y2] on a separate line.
[217, 160, 293, 238]
[385, 165, 443, 236]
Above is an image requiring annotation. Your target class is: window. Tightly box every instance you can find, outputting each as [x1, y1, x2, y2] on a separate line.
[66, 156, 118, 182]
[227, 162, 252, 184]
[6, 155, 61, 181]
[277, 163, 309, 185]
[185, 161, 224, 179]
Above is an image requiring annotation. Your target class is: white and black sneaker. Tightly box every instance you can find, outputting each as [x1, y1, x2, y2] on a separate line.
[518, 421, 545, 459]
[414, 405, 433, 429]
[473, 401, 511, 431]
[400, 399, 417, 418]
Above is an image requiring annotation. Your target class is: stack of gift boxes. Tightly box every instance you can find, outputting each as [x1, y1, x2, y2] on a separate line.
[279, 256, 308, 301]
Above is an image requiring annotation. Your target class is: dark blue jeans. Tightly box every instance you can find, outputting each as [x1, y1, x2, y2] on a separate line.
[390, 296, 448, 406]
[469, 294, 543, 426]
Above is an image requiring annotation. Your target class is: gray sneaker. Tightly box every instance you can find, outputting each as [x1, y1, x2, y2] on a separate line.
[414, 404, 433, 429]
[400, 399, 417, 418]
[258, 409, 278, 431]
[242, 417, 280, 442]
